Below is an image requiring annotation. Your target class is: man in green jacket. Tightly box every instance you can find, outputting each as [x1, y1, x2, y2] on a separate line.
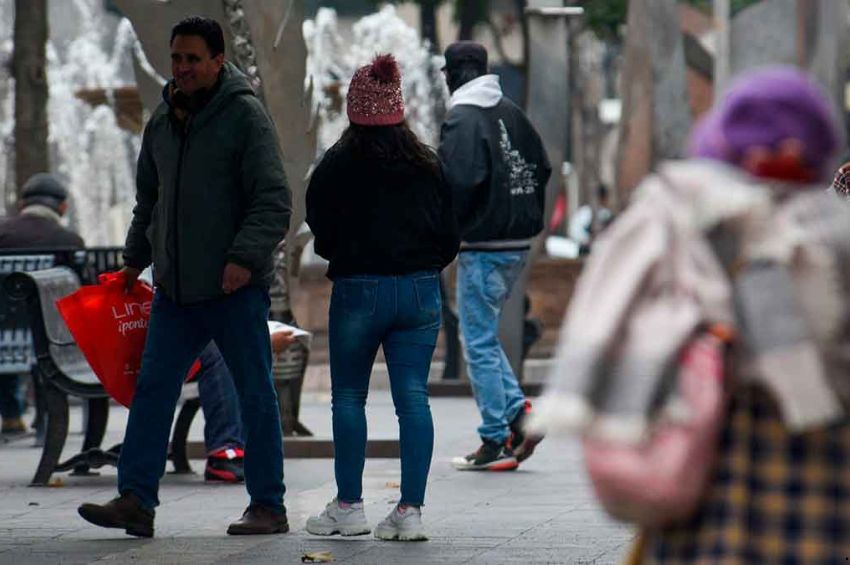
[78, 16, 291, 537]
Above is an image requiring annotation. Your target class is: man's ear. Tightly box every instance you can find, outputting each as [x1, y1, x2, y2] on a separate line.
[58, 201, 69, 217]
[212, 53, 225, 72]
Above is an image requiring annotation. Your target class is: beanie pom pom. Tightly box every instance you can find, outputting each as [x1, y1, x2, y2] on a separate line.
[348, 53, 405, 126]
[371, 54, 400, 84]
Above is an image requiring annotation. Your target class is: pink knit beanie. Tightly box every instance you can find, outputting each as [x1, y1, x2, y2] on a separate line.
[346, 54, 405, 126]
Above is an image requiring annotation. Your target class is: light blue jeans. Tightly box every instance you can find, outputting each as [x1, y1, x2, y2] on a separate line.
[457, 250, 528, 443]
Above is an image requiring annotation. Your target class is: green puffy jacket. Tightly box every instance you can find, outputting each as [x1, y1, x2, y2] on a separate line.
[123, 62, 291, 304]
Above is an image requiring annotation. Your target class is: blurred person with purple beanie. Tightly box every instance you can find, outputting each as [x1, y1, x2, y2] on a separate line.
[641, 68, 850, 563]
[531, 67, 850, 564]
[688, 67, 839, 182]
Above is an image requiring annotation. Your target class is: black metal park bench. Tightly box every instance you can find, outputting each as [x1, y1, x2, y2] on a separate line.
[4, 266, 200, 485]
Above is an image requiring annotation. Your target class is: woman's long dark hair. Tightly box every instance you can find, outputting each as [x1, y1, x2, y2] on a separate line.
[337, 121, 440, 177]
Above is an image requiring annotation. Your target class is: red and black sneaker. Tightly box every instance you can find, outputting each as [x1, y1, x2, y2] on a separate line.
[205, 447, 245, 483]
[509, 400, 544, 463]
[451, 438, 519, 471]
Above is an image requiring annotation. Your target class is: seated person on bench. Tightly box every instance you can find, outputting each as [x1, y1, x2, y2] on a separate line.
[196, 326, 296, 482]
[141, 267, 298, 483]
[0, 173, 84, 435]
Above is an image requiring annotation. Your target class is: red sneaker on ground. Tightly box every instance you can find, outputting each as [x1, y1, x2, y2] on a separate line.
[205, 447, 245, 483]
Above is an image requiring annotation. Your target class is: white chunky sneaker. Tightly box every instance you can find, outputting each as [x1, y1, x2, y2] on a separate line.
[305, 498, 371, 536]
[373, 505, 427, 541]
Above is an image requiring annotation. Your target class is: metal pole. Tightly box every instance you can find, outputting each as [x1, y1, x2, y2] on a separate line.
[497, 3, 582, 381]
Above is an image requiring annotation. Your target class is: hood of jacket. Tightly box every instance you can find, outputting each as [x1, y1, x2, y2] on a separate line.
[161, 61, 255, 128]
[448, 74, 503, 110]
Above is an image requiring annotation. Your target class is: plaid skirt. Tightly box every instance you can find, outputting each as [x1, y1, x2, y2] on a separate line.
[642, 384, 850, 565]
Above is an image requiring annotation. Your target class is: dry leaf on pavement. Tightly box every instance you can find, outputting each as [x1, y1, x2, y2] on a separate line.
[302, 551, 334, 563]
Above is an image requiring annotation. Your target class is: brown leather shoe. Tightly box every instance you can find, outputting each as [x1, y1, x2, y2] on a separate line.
[78, 493, 154, 538]
[227, 504, 289, 535]
[1, 417, 26, 435]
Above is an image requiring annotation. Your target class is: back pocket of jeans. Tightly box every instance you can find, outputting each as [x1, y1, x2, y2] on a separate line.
[413, 276, 441, 318]
[334, 279, 378, 316]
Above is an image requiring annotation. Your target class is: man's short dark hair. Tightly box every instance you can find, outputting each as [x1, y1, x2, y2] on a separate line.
[443, 42, 488, 92]
[170, 16, 225, 57]
[446, 63, 484, 93]
[443, 41, 488, 74]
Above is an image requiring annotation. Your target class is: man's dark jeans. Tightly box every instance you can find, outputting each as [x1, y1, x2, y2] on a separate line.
[117, 286, 285, 513]
[197, 342, 243, 453]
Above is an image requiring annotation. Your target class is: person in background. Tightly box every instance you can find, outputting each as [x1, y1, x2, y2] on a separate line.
[438, 41, 551, 471]
[568, 184, 614, 256]
[195, 342, 246, 483]
[305, 54, 458, 542]
[0, 173, 84, 250]
[593, 184, 614, 234]
[0, 173, 84, 434]
[136, 259, 298, 485]
[197, 326, 296, 483]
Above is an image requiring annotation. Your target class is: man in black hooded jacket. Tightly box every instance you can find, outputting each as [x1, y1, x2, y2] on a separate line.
[439, 42, 551, 472]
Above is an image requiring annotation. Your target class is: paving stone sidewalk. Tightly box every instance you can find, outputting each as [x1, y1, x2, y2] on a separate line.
[0, 391, 632, 564]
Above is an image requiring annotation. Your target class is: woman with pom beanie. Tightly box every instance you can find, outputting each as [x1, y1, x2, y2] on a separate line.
[305, 54, 459, 541]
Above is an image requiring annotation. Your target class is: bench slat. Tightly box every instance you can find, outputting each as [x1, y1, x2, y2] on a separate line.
[0, 255, 56, 375]
[29, 269, 79, 347]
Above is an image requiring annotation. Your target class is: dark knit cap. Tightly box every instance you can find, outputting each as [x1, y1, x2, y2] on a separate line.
[346, 54, 405, 127]
[442, 41, 488, 72]
[22, 173, 68, 203]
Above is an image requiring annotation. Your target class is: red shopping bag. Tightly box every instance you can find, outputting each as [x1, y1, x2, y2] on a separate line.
[56, 272, 201, 407]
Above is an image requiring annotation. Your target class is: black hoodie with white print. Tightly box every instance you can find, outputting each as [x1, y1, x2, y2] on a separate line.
[438, 75, 552, 250]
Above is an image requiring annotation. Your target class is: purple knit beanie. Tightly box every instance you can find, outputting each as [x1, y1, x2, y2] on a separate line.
[689, 66, 841, 181]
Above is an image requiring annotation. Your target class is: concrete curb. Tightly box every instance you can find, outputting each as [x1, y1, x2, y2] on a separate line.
[301, 358, 554, 393]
